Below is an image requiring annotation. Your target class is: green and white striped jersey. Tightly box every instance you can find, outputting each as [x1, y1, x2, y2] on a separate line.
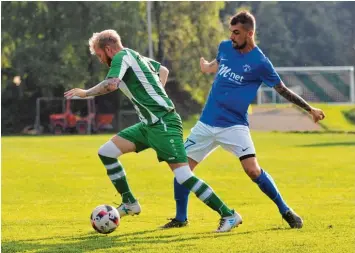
[106, 48, 175, 125]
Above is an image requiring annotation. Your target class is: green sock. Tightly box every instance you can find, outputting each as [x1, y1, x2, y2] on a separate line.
[182, 176, 234, 217]
[98, 154, 136, 204]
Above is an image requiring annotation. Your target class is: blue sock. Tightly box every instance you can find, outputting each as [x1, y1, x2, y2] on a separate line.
[174, 177, 190, 222]
[253, 169, 290, 215]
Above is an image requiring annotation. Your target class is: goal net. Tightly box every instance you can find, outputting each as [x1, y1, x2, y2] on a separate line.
[257, 66, 354, 104]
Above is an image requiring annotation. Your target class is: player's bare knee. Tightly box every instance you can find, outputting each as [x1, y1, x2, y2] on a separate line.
[110, 135, 136, 154]
[240, 156, 261, 179]
[244, 166, 261, 179]
[188, 157, 199, 171]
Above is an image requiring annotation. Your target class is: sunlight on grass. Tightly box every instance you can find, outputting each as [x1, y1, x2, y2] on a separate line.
[2, 132, 355, 252]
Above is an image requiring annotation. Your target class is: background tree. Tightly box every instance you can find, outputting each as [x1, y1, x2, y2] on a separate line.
[2, 1, 354, 134]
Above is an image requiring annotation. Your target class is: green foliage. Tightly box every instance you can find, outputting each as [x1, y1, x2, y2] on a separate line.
[309, 103, 355, 131]
[1, 2, 354, 134]
[2, 132, 355, 252]
[1, 2, 145, 91]
[150, 2, 226, 103]
[1, 2, 144, 133]
[225, 2, 355, 67]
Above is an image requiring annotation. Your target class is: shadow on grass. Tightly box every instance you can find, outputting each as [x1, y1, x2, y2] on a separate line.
[1, 226, 294, 253]
[297, 142, 355, 147]
[1, 228, 239, 253]
[194, 226, 289, 236]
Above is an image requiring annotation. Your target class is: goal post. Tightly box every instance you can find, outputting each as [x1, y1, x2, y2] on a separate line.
[257, 66, 355, 104]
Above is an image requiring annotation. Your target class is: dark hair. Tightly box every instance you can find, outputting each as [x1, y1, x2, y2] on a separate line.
[230, 11, 255, 31]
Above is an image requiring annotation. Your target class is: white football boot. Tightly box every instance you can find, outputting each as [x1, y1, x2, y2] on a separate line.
[216, 210, 243, 232]
[117, 201, 141, 218]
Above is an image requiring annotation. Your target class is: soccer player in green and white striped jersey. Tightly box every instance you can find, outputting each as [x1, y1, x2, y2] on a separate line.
[64, 29, 242, 232]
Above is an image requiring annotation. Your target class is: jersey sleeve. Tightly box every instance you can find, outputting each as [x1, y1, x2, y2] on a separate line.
[143, 57, 161, 73]
[106, 51, 131, 79]
[260, 57, 281, 87]
[216, 42, 223, 63]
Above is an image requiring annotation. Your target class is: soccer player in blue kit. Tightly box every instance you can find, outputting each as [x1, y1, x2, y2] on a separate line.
[163, 11, 325, 229]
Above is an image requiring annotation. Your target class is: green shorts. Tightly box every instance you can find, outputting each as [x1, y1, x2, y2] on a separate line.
[118, 111, 188, 164]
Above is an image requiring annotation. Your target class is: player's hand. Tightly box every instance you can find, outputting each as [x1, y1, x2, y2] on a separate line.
[309, 107, 325, 123]
[200, 57, 209, 73]
[64, 88, 87, 99]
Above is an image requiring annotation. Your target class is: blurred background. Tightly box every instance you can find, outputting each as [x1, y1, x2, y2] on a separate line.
[1, 1, 355, 135]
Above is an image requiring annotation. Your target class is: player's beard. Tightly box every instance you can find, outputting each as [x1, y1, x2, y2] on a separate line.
[232, 40, 247, 50]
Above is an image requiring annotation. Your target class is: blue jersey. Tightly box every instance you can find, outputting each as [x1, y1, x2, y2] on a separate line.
[200, 40, 281, 127]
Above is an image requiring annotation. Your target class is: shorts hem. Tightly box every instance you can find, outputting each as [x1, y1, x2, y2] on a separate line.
[158, 157, 188, 164]
[239, 154, 256, 161]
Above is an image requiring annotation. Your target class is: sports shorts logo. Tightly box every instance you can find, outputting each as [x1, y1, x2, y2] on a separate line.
[241, 147, 250, 152]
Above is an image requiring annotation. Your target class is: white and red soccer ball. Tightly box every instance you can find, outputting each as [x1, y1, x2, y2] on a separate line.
[90, 205, 120, 234]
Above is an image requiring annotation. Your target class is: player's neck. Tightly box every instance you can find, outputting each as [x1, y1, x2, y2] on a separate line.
[238, 42, 256, 54]
[111, 47, 123, 57]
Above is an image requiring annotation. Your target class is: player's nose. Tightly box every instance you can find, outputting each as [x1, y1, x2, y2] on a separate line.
[229, 33, 234, 40]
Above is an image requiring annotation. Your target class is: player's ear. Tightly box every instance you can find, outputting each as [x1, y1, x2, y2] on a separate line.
[104, 46, 111, 54]
[247, 30, 254, 38]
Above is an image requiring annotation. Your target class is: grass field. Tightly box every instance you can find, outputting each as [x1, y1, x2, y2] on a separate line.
[308, 103, 355, 131]
[2, 130, 355, 253]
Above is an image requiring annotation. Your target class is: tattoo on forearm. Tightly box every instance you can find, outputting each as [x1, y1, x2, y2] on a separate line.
[274, 83, 312, 112]
[86, 78, 120, 97]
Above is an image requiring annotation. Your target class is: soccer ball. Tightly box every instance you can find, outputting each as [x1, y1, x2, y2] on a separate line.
[90, 205, 120, 234]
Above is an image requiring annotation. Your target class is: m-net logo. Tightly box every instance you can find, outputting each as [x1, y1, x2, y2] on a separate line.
[217, 64, 244, 85]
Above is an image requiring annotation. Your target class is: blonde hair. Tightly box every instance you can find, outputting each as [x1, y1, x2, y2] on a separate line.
[88, 29, 122, 55]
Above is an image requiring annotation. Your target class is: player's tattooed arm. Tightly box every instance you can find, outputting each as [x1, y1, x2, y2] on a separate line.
[274, 82, 312, 112]
[85, 78, 120, 97]
[274, 82, 326, 122]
